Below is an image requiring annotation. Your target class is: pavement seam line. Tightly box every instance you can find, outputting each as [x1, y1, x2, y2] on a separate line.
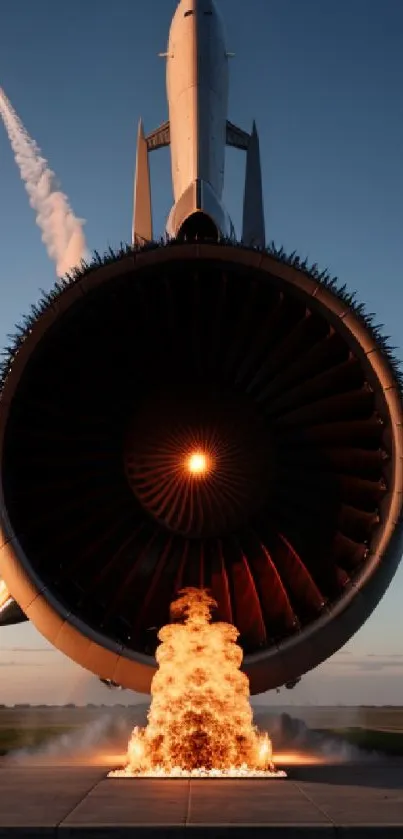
[292, 780, 337, 830]
[55, 774, 105, 835]
[185, 779, 192, 826]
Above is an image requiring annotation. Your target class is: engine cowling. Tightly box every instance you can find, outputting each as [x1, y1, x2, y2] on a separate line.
[0, 242, 402, 694]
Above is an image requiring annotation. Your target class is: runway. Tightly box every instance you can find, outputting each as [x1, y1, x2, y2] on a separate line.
[1, 760, 403, 837]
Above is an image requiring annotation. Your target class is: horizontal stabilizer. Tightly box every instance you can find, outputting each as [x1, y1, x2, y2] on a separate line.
[146, 121, 170, 151]
[226, 120, 250, 151]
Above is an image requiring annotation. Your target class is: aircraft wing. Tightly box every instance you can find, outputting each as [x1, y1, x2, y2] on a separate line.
[0, 578, 27, 626]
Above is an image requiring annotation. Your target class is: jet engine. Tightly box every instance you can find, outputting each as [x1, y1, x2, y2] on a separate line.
[0, 241, 402, 694]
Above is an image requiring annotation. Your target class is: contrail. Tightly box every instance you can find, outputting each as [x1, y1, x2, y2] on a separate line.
[0, 87, 88, 277]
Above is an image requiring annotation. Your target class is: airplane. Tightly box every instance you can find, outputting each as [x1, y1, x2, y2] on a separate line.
[132, 0, 266, 247]
[0, 0, 401, 704]
[0, 0, 266, 634]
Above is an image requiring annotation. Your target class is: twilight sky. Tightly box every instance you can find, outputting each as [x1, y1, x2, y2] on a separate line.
[0, 0, 402, 705]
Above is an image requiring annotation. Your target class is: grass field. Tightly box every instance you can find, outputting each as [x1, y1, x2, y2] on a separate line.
[1, 706, 403, 758]
[0, 706, 146, 757]
[321, 728, 403, 756]
[0, 726, 73, 755]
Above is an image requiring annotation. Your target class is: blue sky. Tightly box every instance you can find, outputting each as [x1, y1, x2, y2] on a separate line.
[0, 0, 402, 705]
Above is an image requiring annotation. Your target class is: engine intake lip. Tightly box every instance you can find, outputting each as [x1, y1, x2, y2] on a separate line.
[0, 242, 402, 695]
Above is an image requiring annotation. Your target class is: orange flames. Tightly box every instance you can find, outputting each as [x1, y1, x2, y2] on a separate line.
[109, 588, 285, 778]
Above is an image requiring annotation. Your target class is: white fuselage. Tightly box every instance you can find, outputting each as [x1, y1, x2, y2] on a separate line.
[166, 0, 231, 238]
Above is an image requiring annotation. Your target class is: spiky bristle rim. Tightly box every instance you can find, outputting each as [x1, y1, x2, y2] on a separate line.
[1, 239, 402, 395]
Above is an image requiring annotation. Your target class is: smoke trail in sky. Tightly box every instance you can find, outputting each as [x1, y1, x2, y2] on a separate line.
[0, 87, 88, 276]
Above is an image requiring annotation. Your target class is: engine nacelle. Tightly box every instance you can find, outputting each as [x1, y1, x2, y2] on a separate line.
[0, 242, 402, 694]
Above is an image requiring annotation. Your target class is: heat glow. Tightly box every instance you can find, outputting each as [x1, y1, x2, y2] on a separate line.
[186, 451, 209, 475]
[109, 588, 286, 778]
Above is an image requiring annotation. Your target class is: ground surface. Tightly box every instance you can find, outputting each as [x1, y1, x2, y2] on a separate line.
[3, 705, 403, 757]
[1, 708, 403, 836]
[2, 705, 403, 730]
[0, 761, 403, 837]
[254, 705, 403, 732]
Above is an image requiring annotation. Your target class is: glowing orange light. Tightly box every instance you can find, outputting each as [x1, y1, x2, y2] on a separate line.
[109, 588, 286, 779]
[274, 752, 327, 766]
[186, 451, 209, 475]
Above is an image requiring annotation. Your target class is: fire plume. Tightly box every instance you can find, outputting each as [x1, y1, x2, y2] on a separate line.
[109, 589, 285, 778]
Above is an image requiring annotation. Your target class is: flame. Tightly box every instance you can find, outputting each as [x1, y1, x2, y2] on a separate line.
[109, 589, 286, 778]
[274, 752, 327, 766]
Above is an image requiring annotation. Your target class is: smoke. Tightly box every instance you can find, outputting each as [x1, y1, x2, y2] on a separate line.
[3, 708, 380, 768]
[7, 710, 376, 768]
[5, 712, 144, 766]
[256, 711, 377, 764]
[0, 87, 88, 277]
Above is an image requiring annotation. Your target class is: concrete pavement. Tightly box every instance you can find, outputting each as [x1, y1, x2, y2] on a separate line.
[0, 760, 402, 837]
